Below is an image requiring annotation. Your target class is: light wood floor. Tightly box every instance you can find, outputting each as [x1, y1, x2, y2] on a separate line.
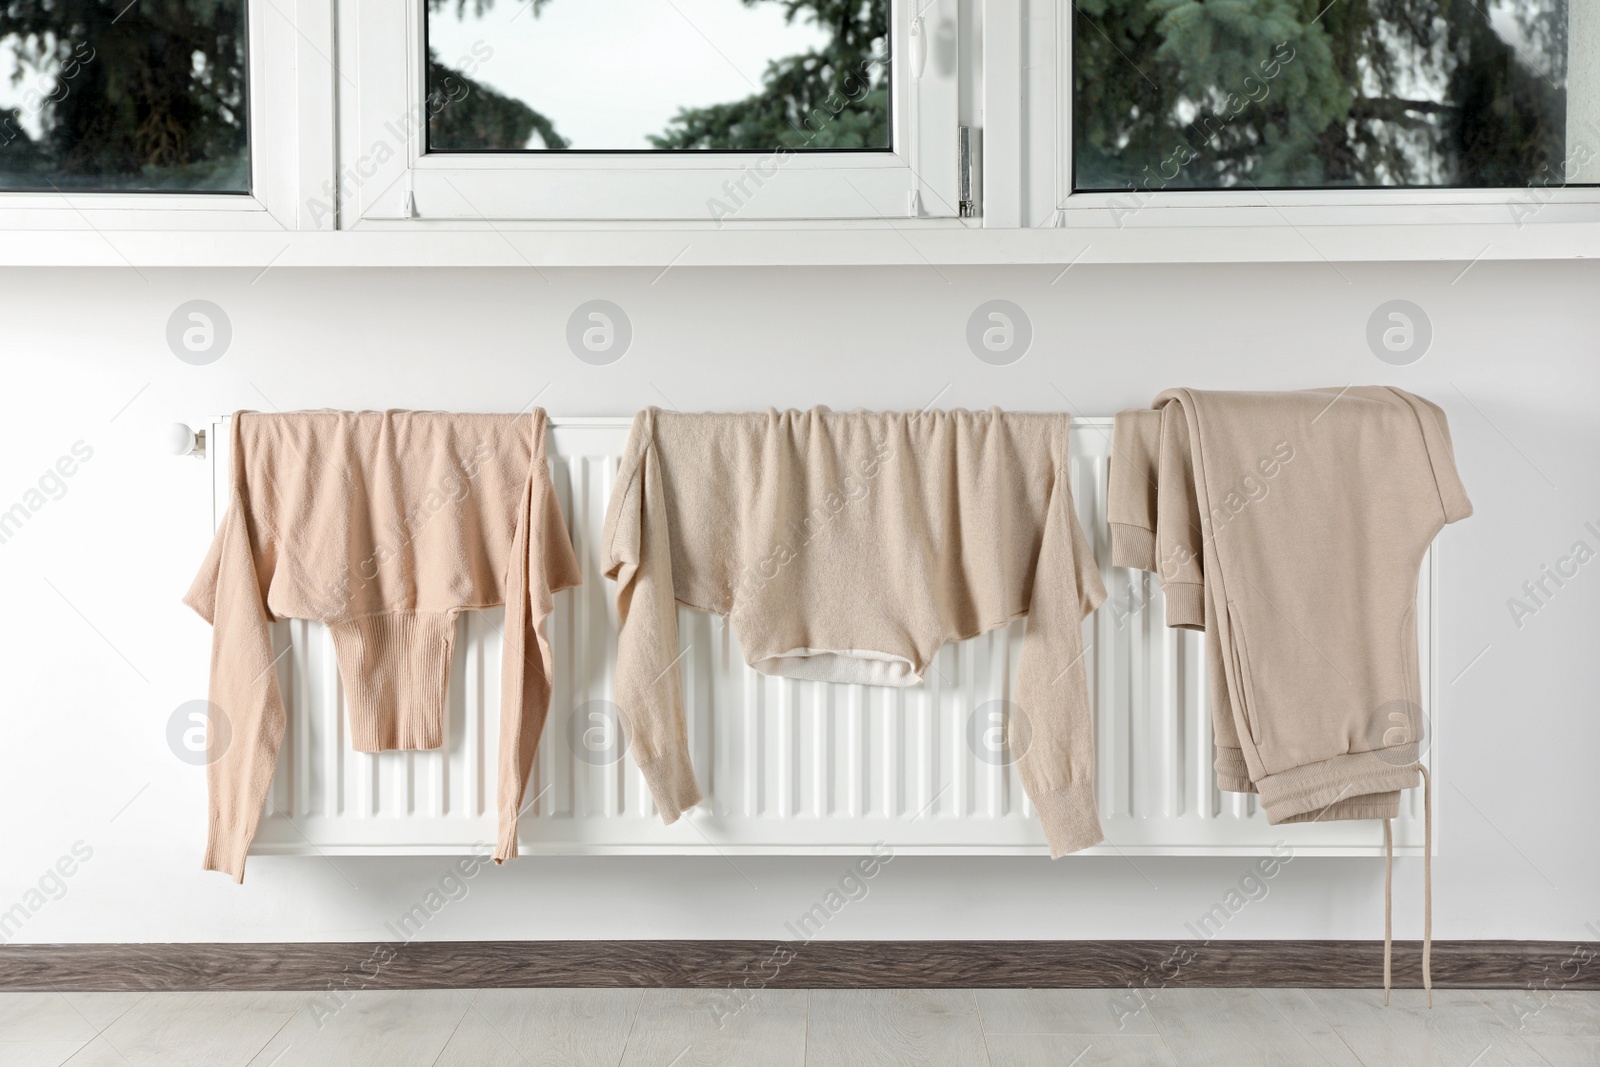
[1, 987, 1595, 1066]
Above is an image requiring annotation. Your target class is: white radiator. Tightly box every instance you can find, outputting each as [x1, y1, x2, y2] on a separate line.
[206, 417, 1435, 858]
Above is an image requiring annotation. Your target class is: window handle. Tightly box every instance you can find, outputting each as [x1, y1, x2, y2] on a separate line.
[910, 16, 928, 78]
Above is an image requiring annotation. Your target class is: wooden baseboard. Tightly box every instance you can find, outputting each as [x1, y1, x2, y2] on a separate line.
[2, 940, 1591, 992]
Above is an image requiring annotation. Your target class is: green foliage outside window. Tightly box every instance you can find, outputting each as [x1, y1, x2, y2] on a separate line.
[1073, 0, 1573, 190]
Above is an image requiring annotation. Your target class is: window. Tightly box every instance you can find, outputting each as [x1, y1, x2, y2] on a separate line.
[341, 0, 959, 223]
[1070, 0, 1593, 193]
[3, 0, 1596, 258]
[0, 0, 250, 193]
[423, 0, 892, 153]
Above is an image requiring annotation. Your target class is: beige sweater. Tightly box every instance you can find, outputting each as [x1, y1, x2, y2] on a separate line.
[601, 407, 1108, 856]
[185, 410, 580, 881]
[1109, 388, 1471, 822]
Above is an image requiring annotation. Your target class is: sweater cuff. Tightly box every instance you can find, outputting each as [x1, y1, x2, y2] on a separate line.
[1163, 581, 1205, 630]
[494, 822, 520, 865]
[203, 834, 249, 884]
[639, 748, 703, 824]
[1032, 780, 1104, 858]
[1215, 746, 1255, 794]
[1110, 523, 1157, 572]
[1278, 793, 1400, 823]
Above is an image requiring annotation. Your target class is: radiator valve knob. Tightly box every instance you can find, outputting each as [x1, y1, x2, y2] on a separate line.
[167, 422, 206, 459]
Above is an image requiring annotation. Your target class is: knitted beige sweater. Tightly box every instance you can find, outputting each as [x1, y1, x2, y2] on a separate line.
[601, 407, 1108, 856]
[185, 410, 580, 881]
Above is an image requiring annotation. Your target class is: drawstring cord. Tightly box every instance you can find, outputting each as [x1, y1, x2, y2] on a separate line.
[1421, 762, 1432, 1007]
[1383, 762, 1432, 1008]
[1384, 817, 1393, 1004]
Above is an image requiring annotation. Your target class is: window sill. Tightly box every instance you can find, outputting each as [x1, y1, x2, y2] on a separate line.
[0, 220, 1595, 268]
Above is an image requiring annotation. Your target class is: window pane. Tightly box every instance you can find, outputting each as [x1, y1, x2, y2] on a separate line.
[425, 0, 891, 152]
[1073, 0, 1586, 191]
[0, 1, 249, 193]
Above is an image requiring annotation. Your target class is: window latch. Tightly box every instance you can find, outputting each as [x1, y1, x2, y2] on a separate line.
[958, 126, 976, 218]
[910, 17, 928, 78]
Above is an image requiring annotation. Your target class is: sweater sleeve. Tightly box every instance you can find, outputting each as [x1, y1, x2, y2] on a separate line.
[182, 482, 286, 884]
[1108, 409, 1162, 571]
[601, 414, 703, 823]
[1152, 401, 1206, 630]
[494, 418, 583, 864]
[1014, 433, 1106, 858]
[1110, 406, 1207, 628]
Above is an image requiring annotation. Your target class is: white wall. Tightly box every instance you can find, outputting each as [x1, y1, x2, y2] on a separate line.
[0, 261, 1595, 945]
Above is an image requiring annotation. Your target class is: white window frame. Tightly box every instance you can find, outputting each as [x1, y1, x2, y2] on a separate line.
[337, 0, 961, 224]
[1005, 0, 1600, 238]
[1, 0, 1599, 264]
[0, 0, 334, 232]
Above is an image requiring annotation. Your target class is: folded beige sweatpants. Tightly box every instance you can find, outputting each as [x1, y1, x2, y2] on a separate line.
[602, 407, 1109, 856]
[1109, 388, 1471, 823]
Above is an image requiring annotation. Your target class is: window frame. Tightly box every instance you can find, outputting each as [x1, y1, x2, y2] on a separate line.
[0, 0, 1598, 263]
[0, 0, 332, 232]
[337, 0, 962, 225]
[1036, 2, 1600, 237]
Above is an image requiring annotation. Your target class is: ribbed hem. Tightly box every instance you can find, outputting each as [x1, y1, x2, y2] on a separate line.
[1256, 745, 1421, 824]
[1215, 747, 1255, 793]
[203, 834, 248, 884]
[1110, 523, 1156, 572]
[1278, 792, 1401, 824]
[638, 749, 703, 824]
[1032, 780, 1104, 858]
[328, 612, 458, 752]
[1163, 582, 1205, 629]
